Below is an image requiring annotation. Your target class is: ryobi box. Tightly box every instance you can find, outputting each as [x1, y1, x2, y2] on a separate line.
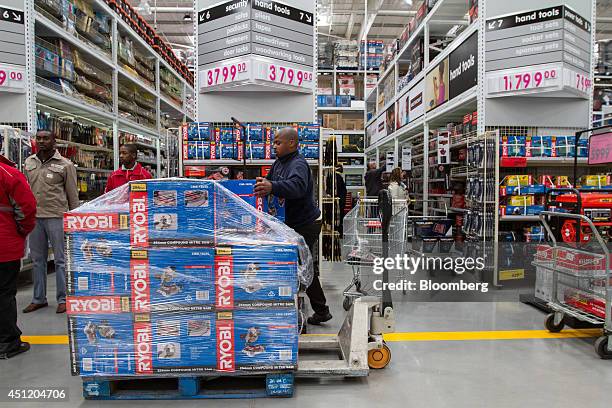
[129, 180, 215, 248]
[64, 212, 130, 296]
[218, 180, 286, 223]
[67, 297, 134, 376]
[213, 245, 298, 310]
[215, 309, 298, 372]
[147, 311, 217, 374]
[133, 248, 215, 313]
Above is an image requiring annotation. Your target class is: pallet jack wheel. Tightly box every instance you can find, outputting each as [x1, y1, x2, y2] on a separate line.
[368, 343, 391, 369]
[594, 336, 612, 359]
[343, 296, 353, 311]
[544, 313, 564, 333]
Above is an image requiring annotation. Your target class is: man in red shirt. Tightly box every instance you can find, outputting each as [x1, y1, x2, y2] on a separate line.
[0, 155, 37, 359]
[105, 144, 152, 193]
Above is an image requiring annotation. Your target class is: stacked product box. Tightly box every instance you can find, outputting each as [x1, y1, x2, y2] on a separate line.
[65, 179, 308, 376]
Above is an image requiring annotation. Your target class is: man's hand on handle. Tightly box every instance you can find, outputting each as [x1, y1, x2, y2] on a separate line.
[254, 177, 272, 197]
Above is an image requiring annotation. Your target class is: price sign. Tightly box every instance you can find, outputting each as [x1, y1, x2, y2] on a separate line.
[588, 132, 612, 165]
[255, 61, 313, 90]
[563, 67, 592, 96]
[199, 60, 250, 89]
[487, 63, 562, 96]
[0, 64, 25, 93]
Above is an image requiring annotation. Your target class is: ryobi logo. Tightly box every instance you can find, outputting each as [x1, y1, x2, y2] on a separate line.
[64, 214, 119, 232]
[215, 256, 234, 309]
[66, 296, 126, 314]
[216, 319, 235, 372]
[131, 259, 150, 313]
[130, 192, 149, 247]
[134, 322, 153, 374]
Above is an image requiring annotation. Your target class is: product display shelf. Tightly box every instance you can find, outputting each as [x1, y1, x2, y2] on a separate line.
[29, 0, 193, 173]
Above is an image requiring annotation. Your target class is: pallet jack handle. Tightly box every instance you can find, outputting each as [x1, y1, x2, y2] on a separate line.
[378, 189, 393, 312]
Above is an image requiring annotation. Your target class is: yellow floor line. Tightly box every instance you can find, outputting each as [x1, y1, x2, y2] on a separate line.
[22, 329, 602, 346]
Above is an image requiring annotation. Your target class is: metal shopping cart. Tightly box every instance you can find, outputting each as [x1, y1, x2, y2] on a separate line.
[341, 196, 408, 311]
[534, 211, 612, 358]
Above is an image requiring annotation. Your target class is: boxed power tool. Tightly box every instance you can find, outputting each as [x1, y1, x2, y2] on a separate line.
[217, 309, 298, 372]
[219, 179, 285, 224]
[134, 248, 215, 313]
[501, 135, 526, 157]
[67, 296, 134, 376]
[129, 181, 215, 247]
[526, 136, 553, 157]
[213, 245, 298, 310]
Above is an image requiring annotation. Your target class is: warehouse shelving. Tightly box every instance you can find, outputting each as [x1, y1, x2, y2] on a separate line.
[29, 0, 194, 177]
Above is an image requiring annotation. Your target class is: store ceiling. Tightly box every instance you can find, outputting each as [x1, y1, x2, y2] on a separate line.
[130, 0, 612, 61]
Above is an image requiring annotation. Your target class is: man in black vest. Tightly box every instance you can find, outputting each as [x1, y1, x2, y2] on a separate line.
[254, 127, 331, 325]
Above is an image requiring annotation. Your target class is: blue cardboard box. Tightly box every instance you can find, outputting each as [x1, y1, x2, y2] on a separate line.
[298, 123, 320, 141]
[218, 180, 286, 223]
[186, 122, 211, 141]
[129, 181, 216, 247]
[229, 309, 298, 371]
[67, 299, 134, 376]
[246, 143, 266, 160]
[505, 205, 545, 216]
[528, 136, 552, 157]
[335, 95, 351, 107]
[149, 311, 217, 374]
[213, 245, 298, 310]
[66, 231, 131, 296]
[299, 142, 319, 159]
[218, 127, 235, 144]
[140, 248, 216, 313]
[187, 141, 210, 160]
[501, 136, 526, 157]
[246, 124, 264, 142]
[219, 143, 235, 160]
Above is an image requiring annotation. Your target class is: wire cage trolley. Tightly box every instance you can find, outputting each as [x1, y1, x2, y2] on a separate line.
[341, 197, 408, 311]
[534, 211, 612, 358]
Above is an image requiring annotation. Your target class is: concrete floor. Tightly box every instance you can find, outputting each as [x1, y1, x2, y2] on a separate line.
[2, 262, 611, 408]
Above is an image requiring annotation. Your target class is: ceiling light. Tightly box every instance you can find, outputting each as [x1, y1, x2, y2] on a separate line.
[137, 0, 152, 16]
[404, 0, 413, 5]
[183, 13, 192, 21]
[318, 14, 331, 26]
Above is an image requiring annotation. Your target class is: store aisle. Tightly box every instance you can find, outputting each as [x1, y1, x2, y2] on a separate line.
[3, 263, 611, 408]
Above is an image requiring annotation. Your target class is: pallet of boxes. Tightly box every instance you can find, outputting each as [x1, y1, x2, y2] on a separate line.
[63, 179, 312, 400]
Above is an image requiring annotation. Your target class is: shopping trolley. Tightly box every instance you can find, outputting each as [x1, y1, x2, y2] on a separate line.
[341, 196, 408, 311]
[533, 211, 612, 358]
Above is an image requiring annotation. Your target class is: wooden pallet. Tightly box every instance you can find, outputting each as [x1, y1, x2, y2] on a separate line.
[82, 372, 294, 400]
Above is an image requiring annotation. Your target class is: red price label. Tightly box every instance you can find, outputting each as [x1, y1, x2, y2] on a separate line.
[203, 62, 248, 87]
[588, 132, 612, 165]
[267, 64, 312, 87]
[574, 72, 591, 93]
[502, 69, 557, 91]
[0, 68, 23, 87]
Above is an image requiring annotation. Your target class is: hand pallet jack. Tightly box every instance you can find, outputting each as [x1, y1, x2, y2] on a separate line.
[296, 190, 396, 377]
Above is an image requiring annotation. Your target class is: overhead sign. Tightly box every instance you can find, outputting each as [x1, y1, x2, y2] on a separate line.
[449, 32, 477, 99]
[198, 0, 313, 69]
[588, 132, 612, 165]
[0, 4, 25, 94]
[485, 5, 592, 99]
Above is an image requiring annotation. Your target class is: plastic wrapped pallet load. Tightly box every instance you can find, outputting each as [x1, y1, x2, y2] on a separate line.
[64, 179, 313, 376]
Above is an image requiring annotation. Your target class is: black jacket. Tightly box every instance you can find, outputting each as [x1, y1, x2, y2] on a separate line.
[365, 167, 384, 197]
[266, 151, 321, 229]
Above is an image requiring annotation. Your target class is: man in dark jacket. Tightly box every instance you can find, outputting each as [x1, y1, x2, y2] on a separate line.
[254, 128, 331, 325]
[0, 155, 37, 358]
[365, 160, 384, 197]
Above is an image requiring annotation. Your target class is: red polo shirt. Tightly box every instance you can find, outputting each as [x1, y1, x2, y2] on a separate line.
[105, 163, 152, 193]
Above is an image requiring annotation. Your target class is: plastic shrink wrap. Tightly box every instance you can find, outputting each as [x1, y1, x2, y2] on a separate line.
[64, 179, 313, 376]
